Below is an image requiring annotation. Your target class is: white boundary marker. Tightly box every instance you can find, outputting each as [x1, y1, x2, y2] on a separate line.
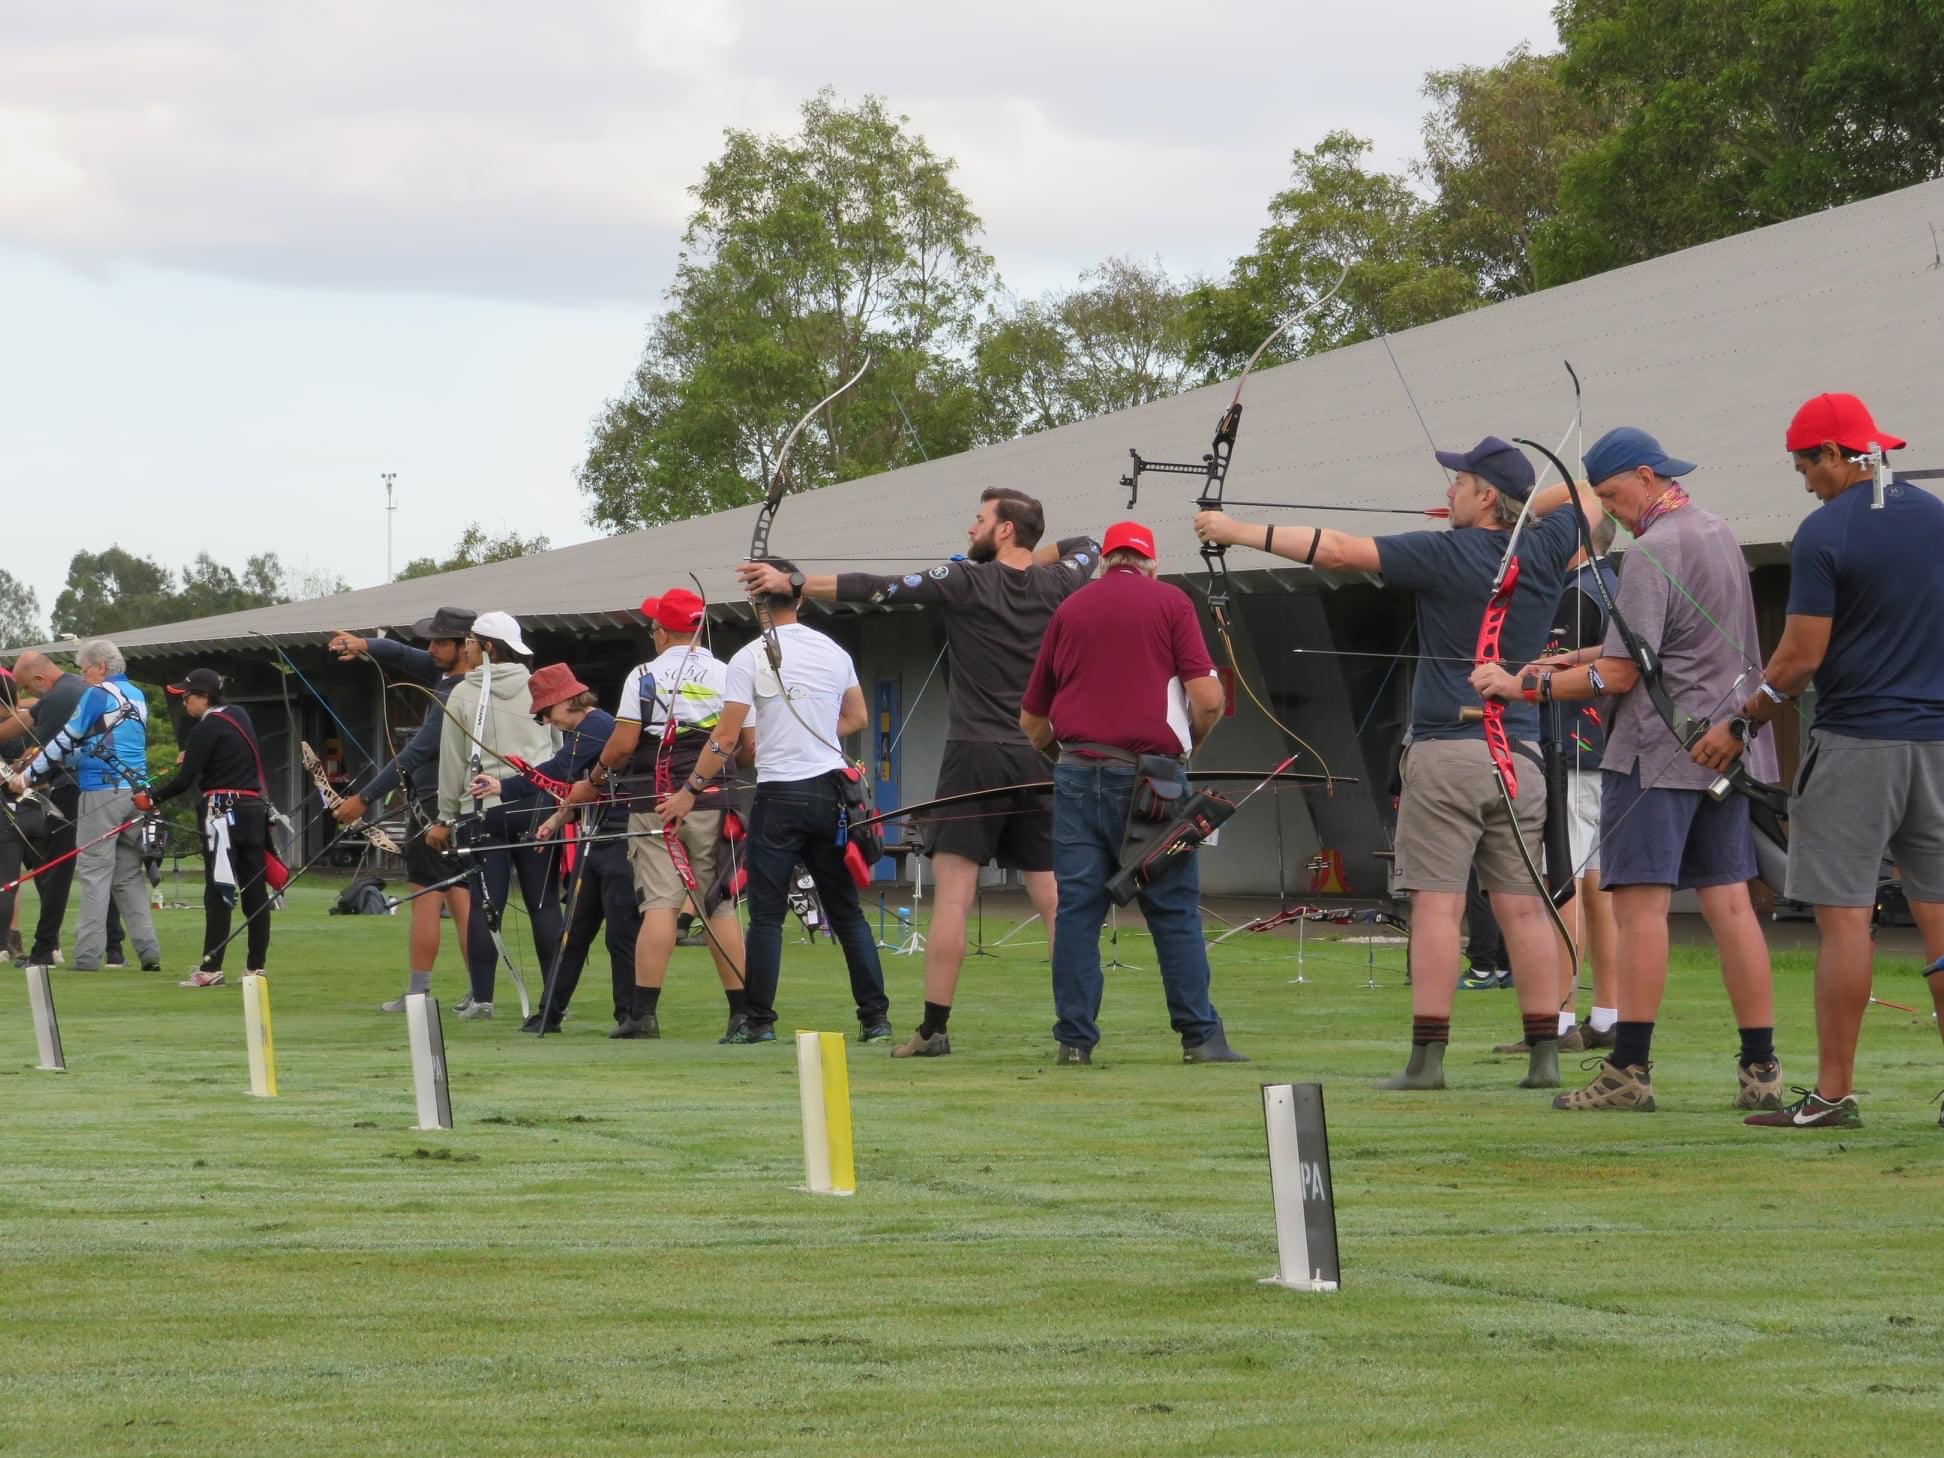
[1260, 1082, 1341, 1292]
[24, 965, 64, 1071]
[405, 992, 453, 1130]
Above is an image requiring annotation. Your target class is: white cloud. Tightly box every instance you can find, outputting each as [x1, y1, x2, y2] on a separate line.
[0, 0, 1559, 303]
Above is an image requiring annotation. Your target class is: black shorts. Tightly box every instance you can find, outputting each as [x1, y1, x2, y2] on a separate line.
[403, 811, 464, 888]
[920, 740, 1053, 871]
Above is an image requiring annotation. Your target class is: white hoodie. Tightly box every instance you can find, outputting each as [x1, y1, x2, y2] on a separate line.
[437, 661, 554, 820]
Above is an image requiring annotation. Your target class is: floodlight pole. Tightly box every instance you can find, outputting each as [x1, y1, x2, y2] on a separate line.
[382, 472, 397, 581]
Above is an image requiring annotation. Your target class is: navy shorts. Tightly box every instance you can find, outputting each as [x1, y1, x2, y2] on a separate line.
[1599, 764, 1754, 891]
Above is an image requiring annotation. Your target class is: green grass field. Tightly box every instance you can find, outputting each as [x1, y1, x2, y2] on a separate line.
[2, 883, 1941, 1457]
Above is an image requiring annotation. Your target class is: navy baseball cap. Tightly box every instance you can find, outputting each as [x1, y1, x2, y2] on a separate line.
[1434, 435, 1536, 500]
[1584, 426, 1696, 485]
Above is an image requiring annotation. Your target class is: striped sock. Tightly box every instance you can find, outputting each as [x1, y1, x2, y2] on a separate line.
[1524, 1012, 1559, 1045]
[1411, 1016, 1451, 1047]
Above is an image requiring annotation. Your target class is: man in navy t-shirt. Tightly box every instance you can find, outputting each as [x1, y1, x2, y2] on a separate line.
[1694, 393, 1944, 1129]
[1196, 435, 1589, 1092]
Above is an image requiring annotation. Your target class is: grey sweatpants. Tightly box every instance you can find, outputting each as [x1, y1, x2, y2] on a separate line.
[73, 788, 161, 969]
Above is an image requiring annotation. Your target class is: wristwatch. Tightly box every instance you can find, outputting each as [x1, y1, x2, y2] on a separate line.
[1727, 715, 1757, 742]
[788, 571, 806, 600]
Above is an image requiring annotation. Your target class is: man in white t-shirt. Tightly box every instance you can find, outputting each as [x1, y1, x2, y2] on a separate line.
[585, 588, 753, 1040]
[654, 560, 890, 1044]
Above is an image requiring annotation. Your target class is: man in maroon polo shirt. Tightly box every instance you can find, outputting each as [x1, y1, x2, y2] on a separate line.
[1019, 520, 1244, 1065]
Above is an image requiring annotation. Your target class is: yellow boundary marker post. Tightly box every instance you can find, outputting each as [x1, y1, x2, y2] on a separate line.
[795, 1030, 856, 1196]
[242, 973, 277, 1097]
[24, 965, 64, 1071]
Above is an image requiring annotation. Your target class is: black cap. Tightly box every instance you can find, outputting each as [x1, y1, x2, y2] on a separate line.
[1434, 435, 1537, 501]
[410, 606, 478, 640]
[166, 667, 223, 698]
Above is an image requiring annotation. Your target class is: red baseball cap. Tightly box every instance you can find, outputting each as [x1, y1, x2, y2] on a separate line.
[639, 587, 706, 632]
[1102, 520, 1157, 560]
[526, 662, 590, 718]
[1785, 393, 1906, 454]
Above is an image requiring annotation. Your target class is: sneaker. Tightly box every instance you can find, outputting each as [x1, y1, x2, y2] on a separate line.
[722, 1023, 776, 1045]
[858, 1021, 893, 1044]
[379, 995, 409, 1013]
[610, 1014, 658, 1040]
[179, 970, 225, 988]
[519, 1012, 565, 1035]
[891, 1028, 952, 1058]
[1055, 1043, 1092, 1065]
[1734, 1059, 1784, 1111]
[51, 949, 63, 966]
[1183, 1030, 1249, 1063]
[1578, 1019, 1615, 1050]
[141, 961, 162, 973]
[105, 957, 128, 970]
[718, 1013, 749, 1044]
[1559, 1024, 1586, 1053]
[453, 997, 493, 1020]
[1491, 1037, 1533, 1054]
[1553, 1058, 1656, 1112]
[1459, 968, 1507, 990]
[1744, 1087, 1861, 1129]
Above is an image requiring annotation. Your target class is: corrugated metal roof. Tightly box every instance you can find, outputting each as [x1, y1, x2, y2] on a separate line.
[50, 177, 1944, 661]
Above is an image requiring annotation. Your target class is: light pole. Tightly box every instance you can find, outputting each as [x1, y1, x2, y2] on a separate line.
[382, 472, 397, 581]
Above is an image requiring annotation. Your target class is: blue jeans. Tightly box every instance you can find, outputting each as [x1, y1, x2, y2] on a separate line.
[1050, 762, 1222, 1051]
[742, 775, 888, 1032]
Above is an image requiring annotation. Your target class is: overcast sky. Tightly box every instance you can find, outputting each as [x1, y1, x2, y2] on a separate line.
[0, 0, 1560, 625]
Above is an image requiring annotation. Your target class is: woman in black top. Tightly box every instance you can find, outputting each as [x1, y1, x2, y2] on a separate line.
[141, 668, 272, 985]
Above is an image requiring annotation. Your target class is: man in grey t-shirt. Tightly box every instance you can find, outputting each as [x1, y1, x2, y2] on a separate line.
[1475, 426, 1782, 1114]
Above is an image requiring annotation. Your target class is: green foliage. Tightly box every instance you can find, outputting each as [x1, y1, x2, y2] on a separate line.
[1418, 44, 1610, 299]
[1539, 0, 1944, 284]
[1183, 132, 1482, 381]
[578, 89, 997, 533]
[395, 524, 552, 582]
[0, 568, 42, 650]
[1, 894, 1939, 1454]
[48, 548, 318, 638]
[977, 257, 1193, 438]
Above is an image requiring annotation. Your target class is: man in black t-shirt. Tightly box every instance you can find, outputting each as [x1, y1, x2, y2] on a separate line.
[738, 490, 1098, 1057]
[2, 651, 88, 970]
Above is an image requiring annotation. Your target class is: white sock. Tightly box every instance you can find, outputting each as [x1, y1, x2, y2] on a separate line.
[1590, 1005, 1618, 1033]
[1558, 1010, 1577, 1036]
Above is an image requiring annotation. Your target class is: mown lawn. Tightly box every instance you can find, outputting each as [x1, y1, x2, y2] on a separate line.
[1, 883, 1940, 1457]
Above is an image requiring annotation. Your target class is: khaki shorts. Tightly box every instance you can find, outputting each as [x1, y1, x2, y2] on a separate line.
[627, 810, 722, 912]
[1394, 737, 1548, 895]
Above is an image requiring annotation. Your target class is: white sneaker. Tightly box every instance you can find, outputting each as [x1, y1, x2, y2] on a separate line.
[179, 970, 225, 988]
[379, 994, 410, 1013]
[453, 997, 494, 1020]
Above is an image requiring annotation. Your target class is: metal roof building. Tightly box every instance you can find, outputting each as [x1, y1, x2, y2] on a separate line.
[19, 177, 1944, 896]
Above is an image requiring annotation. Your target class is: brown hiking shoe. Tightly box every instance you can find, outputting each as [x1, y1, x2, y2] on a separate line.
[1491, 1038, 1532, 1054]
[1553, 1058, 1656, 1112]
[1734, 1059, 1784, 1110]
[1577, 1020, 1614, 1050]
[891, 1028, 951, 1058]
[1559, 1024, 1586, 1053]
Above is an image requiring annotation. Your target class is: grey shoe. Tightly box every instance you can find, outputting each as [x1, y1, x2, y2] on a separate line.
[453, 997, 494, 1020]
[719, 1012, 749, 1044]
[891, 1028, 952, 1058]
[379, 994, 410, 1013]
[1520, 1037, 1562, 1089]
[1183, 1030, 1250, 1063]
[1374, 1042, 1446, 1090]
[1055, 1043, 1092, 1066]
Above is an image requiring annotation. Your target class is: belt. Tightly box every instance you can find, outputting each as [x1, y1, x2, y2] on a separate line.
[1057, 742, 1176, 768]
[203, 789, 262, 799]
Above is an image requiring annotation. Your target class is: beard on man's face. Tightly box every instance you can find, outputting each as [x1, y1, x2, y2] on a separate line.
[966, 526, 999, 564]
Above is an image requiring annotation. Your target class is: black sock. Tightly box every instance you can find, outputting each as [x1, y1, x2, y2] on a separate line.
[1612, 1020, 1655, 1070]
[1738, 1025, 1775, 1068]
[725, 987, 747, 1016]
[639, 986, 661, 1016]
[919, 1001, 952, 1037]
[1411, 1016, 1451, 1047]
[1523, 1012, 1558, 1046]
